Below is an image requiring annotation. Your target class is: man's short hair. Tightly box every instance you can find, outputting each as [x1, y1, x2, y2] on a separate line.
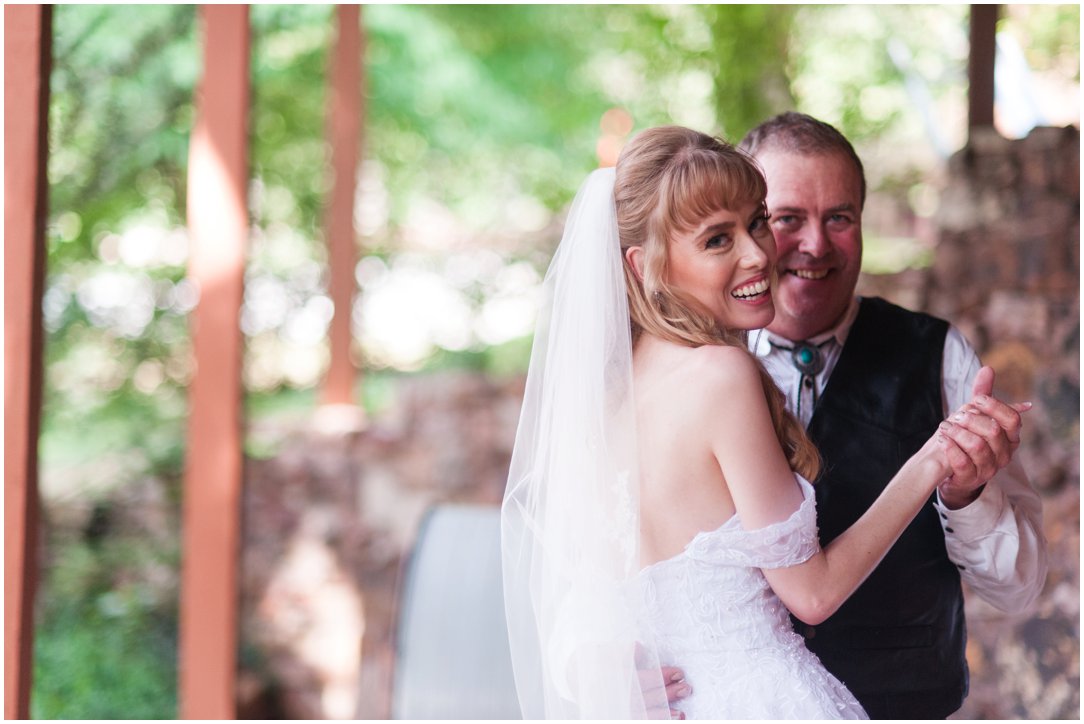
[739, 112, 867, 207]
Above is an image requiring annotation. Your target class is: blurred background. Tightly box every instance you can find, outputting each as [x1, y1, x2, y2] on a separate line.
[25, 4, 1078, 719]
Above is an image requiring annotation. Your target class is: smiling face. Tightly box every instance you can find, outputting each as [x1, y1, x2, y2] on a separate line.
[665, 201, 777, 333]
[755, 149, 863, 341]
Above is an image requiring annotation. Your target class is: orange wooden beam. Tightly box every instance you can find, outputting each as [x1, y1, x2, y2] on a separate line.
[322, 4, 365, 408]
[179, 5, 250, 719]
[4, 5, 52, 719]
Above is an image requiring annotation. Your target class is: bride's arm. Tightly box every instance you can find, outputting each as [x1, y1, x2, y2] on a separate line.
[760, 436, 947, 625]
[706, 349, 992, 626]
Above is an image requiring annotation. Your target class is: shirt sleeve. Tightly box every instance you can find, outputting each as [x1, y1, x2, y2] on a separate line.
[933, 326, 1048, 614]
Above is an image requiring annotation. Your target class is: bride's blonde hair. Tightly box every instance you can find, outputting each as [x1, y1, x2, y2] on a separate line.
[614, 126, 820, 481]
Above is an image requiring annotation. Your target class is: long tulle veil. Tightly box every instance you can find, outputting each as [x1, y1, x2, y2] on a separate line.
[500, 167, 667, 718]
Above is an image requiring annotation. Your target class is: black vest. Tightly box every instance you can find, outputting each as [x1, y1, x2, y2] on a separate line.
[797, 297, 967, 719]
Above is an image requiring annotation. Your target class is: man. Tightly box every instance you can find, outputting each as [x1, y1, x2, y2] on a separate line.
[727, 112, 1047, 718]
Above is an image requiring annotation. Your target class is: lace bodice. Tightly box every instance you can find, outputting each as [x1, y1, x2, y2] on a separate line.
[636, 476, 867, 719]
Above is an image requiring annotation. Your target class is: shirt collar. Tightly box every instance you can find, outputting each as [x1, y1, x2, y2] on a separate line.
[751, 296, 862, 357]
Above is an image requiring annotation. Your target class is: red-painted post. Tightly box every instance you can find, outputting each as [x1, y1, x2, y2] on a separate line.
[4, 5, 52, 719]
[322, 4, 365, 412]
[178, 5, 250, 719]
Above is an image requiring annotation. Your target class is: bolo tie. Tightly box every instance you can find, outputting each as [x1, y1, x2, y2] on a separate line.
[769, 338, 834, 420]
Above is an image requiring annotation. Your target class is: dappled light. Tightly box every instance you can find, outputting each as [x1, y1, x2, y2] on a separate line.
[75, 271, 157, 338]
[354, 251, 541, 370]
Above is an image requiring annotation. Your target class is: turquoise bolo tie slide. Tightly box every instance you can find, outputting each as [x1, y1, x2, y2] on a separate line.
[791, 342, 826, 377]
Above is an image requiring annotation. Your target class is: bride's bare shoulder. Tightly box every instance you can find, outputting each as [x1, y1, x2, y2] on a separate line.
[636, 336, 764, 395]
[685, 343, 763, 380]
[658, 344, 765, 401]
[679, 346, 778, 443]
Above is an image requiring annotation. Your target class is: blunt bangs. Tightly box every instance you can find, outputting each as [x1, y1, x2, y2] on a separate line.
[656, 147, 767, 238]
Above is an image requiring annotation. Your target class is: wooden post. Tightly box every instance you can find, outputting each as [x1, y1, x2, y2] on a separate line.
[321, 4, 365, 411]
[179, 5, 249, 719]
[968, 4, 998, 132]
[4, 5, 52, 719]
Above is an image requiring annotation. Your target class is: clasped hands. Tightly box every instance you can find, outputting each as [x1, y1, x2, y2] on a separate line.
[936, 366, 1032, 510]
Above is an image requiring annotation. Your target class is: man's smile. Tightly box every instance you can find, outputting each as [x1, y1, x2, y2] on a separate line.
[786, 268, 830, 280]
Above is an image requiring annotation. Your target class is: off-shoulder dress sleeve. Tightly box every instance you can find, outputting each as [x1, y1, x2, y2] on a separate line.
[684, 475, 821, 569]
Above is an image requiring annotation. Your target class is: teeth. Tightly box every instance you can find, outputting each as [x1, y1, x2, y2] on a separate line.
[791, 269, 829, 280]
[733, 279, 770, 299]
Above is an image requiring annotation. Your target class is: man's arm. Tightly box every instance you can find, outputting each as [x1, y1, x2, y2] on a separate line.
[936, 327, 1048, 614]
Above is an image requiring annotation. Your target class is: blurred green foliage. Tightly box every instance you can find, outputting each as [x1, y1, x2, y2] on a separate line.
[48, 5, 196, 262]
[33, 3, 1079, 717]
[32, 533, 179, 719]
[1010, 4, 1081, 75]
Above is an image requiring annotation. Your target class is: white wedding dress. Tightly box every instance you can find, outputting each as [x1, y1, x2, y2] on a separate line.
[635, 476, 868, 720]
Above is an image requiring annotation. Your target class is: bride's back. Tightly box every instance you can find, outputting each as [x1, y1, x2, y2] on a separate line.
[633, 334, 748, 568]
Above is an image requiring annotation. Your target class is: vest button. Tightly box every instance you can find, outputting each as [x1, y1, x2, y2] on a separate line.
[956, 563, 967, 571]
[945, 527, 955, 533]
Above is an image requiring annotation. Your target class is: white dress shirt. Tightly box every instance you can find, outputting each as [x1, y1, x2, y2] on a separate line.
[750, 296, 1047, 615]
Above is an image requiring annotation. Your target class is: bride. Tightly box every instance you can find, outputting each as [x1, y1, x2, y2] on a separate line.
[501, 126, 1022, 719]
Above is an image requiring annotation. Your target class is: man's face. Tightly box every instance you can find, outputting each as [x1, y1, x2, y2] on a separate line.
[755, 149, 863, 341]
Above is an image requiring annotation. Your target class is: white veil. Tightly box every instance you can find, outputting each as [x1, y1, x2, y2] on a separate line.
[501, 167, 668, 719]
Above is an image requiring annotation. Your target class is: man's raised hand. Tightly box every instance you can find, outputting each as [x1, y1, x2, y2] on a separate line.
[938, 366, 1031, 509]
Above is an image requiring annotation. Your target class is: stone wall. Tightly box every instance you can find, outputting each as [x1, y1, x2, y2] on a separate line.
[929, 125, 1078, 720]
